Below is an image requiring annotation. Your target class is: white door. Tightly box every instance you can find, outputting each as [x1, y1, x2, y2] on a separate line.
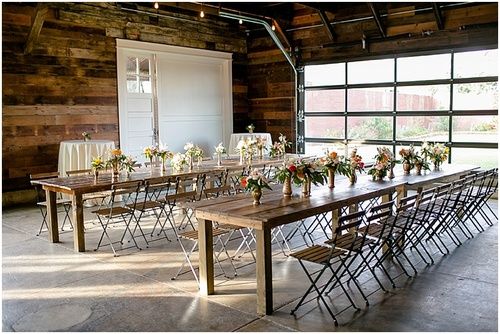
[117, 40, 233, 162]
[117, 51, 156, 161]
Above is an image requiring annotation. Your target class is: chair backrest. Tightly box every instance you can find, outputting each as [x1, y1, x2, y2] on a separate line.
[365, 200, 395, 239]
[66, 169, 92, 177]
[30, 172, 60, 202]
[165, 174, 200, 205]
[331, 210, 366, 256]
[109, 180, 143, 210]
[201, 169, 230, 199]
[144, 161, 161, 167]
[144, 176, 176, 202]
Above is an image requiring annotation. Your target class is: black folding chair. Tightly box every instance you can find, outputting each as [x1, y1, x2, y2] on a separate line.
[289, 210, 368, 326]
[30, 172, 73, 235]
[92, 180, 144, 256]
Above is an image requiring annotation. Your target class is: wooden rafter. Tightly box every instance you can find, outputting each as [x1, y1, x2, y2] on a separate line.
[317, 10, 336, 42]
[432, 3, 444, 30]
[24, 4, 49, 55]
[272, 19, 292, 51]
[367, 2, 386, 38]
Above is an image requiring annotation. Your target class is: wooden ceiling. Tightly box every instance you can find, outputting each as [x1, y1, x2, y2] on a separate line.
[119, 2, 497, 51]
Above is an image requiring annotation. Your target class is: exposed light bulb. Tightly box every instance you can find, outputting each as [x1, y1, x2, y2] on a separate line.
[239, 19, 243, 24]
[271, 24, 276, 31]
[200, 10, 205, 18]
[154, 2, 159, 9]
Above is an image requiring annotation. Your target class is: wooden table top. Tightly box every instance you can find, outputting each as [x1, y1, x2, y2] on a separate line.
[192, 163, 479, 230]
[30, 156, 289, 195]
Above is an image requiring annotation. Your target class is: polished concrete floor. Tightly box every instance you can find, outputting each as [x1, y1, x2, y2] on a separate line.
[2, 200, 498, 332]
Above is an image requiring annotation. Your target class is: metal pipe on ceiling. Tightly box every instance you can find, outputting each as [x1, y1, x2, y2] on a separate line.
[219, 11, 296, 72]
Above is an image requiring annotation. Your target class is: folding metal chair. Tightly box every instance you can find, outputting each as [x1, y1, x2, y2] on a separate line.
[289, 210, 368, 325]
[128, 176, 177, 243]
[66, 169, 110, 210]
[92, 180, 144, 256]
[30, 172, 73, 235]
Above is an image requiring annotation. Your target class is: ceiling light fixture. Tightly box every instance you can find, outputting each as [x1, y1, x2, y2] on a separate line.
[239, 19, 243, 24]
[271, 23, 276, 31]
[154, 2, 159, 9]
[200, 3, 204, 18]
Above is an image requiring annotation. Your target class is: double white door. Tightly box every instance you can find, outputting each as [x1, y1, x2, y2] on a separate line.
[117, 40, 233, 162]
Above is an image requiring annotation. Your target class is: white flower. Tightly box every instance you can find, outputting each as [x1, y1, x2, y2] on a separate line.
[215, 142, 226, 154]
[184, 142, 194, 151]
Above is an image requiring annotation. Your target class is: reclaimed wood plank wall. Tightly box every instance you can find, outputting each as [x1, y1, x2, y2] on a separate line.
[2, 2, 248, 197]
[2, 2, 497, 204]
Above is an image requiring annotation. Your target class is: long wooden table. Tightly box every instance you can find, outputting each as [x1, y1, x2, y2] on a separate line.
[31, 157, 286, 252]
[193, 164, 478, 316]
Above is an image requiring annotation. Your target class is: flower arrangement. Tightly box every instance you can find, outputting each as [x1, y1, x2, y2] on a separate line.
[240, 168, 273, 192]
[295, 158, 326, 186]
[235, 138, 257, 163]
[91, 156, 105, 171]
[143, 146, 158, 162]
[157, 146, 173, 162]
[106, 148, 127, 175]
[123, 155, 137, 173]
[413, 151, 430, 174]
[368, 147, 393, 180]
[214, 142, 226, 155]
[246, 123, 255, 133]
[269, 133, 291, 158]
[184, 142, 203, 158]
[82, 132, 91, 141]
[171, 153, 188, 171]
[275, 159, 298, 184]
[319, 149, 351, 176]
[348, 148, 365, 174]
[421, 142, 449, 168]
[399, 145, 416, 166]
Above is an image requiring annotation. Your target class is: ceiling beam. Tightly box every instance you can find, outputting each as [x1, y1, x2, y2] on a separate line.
[272, 19, 292, 50]
[317, 10, 336, 42]
[367, 2, 386, 38]
[24, 3, 49, 55]
[432, 3, 444, 30]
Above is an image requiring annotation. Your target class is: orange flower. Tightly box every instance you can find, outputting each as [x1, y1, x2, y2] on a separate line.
[240, 177, 248, 188]
[111, 148, 122, 156]
[329, 151, 338, 159]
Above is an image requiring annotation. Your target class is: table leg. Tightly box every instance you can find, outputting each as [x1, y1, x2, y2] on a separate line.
[198, 219, 214, 295]
[395, 185, 406, 205]
[72, 194, 85, 252]
[45, 190, 59, 243]
[331, 208, 340, 234]
[256, 227, 273, 315]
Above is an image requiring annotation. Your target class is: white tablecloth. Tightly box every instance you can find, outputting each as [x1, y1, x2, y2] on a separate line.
[58, 140, 115, 177]
[228, 133, 273, 155]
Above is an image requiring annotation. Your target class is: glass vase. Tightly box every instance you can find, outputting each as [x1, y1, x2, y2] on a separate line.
[349, 170, 357, 185]
[301, 176, 311, 197]
[217, 153, 222, 167]
[389, 163, 395, 179]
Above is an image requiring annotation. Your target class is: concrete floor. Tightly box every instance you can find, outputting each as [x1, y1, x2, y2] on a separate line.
[2, 200, 498, 332]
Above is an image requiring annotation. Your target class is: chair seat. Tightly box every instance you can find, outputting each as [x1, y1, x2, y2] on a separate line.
[325, 233, 374, 251]
[359, 223, 391, 240]
[37, 198, 72, 206]
[290, 245, 346, 264]
[217, 223, 246, 231]
[128, 200, 163, 211]
[92, 206, 133, 217]
[179, 228, 229, 240]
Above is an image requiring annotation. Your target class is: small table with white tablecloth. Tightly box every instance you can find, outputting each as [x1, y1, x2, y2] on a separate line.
[58, 140, 115, 177]
[228, 133, 273, 155]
